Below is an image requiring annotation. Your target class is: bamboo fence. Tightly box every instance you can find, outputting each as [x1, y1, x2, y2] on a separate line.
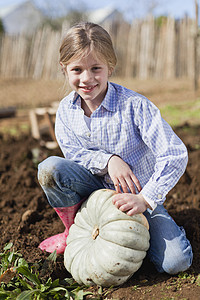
[0, 16, 199, 80]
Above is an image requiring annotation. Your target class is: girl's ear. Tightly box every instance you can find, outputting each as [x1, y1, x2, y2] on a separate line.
[108, 68, 113, 77]
[60, 62, 67, 76]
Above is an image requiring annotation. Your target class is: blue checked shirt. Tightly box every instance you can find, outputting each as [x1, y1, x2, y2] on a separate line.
[55, 81, 188, 209]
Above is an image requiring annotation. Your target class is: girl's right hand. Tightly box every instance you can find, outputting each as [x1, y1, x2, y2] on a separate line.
[107, 155, 141, 194]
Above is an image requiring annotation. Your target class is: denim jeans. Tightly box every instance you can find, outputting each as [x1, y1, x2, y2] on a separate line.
[38, 156, 193, 274]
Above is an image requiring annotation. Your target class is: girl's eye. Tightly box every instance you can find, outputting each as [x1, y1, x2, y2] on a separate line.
[92, 67, 101, 71]
[73, 68, 81, 72]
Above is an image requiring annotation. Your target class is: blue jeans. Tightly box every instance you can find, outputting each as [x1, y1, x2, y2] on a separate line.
[38, 156, 193, 274]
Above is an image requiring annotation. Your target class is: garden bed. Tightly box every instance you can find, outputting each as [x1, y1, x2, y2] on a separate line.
[0, 123, 200, 299]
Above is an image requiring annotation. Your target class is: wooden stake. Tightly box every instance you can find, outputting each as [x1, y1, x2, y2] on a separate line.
[194, 0, 199, 90]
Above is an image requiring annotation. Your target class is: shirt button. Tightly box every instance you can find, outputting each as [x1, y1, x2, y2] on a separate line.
[86, 132, 91, 137]
[157, 194, 162, 199]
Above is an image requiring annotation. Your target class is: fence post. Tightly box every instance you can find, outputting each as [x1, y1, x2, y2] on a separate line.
[0, 17, 199, 81]
[194, 0, 199, 91]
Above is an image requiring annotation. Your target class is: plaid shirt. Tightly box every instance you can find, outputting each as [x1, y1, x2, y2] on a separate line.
[55, 81, 188, 209]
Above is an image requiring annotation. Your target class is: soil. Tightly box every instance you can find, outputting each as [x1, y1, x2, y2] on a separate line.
[0, 78, 200, 299]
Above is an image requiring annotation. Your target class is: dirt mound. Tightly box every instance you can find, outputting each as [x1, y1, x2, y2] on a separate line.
[0, 123, 200, 299]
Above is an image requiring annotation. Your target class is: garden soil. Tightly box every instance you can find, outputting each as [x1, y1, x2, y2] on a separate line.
[0, 124, 200, 299]
[0, 79, 200, 299]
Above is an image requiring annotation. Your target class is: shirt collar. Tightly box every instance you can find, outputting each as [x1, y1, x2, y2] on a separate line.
[69, 92, 81, 107]
[101, 82, 117, 112]
[73, 93, 80, 105]
[70, 81, 117, 112]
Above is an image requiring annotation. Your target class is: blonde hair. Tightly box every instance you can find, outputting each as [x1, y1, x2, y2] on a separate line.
[59, 22, 117, 72]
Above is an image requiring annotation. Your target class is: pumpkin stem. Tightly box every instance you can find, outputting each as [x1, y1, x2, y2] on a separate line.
[92, 225, 99, 240]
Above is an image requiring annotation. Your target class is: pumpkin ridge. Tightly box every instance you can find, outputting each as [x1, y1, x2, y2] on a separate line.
[89, 247, 131, 286]
[78, 247, 95, 286]
[66, 238, 96, 284]
[98, 214, 148, 228]
[97, 233, 149, 252]
[93, 238, 144, 275]
[98, 234, 149, 251]
[97, 237, 147, 262]
[74, 210, 93, 230]
[100, 219, 150, 237]
[94, 192, 115, 220]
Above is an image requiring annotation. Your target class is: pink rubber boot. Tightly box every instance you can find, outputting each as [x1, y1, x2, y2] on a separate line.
[39, 202, 82, 254]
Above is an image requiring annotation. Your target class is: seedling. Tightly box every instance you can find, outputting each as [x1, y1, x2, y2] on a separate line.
[0, 243, 92, 299]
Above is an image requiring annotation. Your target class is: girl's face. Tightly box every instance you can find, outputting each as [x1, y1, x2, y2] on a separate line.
[65, 51, 111, 110]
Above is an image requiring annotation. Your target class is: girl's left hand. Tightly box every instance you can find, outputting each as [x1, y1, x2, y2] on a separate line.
[107, 155, 141, 194]
[112, 193, 150, 215]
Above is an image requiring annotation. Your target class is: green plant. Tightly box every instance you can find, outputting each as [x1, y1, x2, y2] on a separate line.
[0, 243, 92, 299]
[0, 18, 4, 34]
[155, 16, 168, 27]
[196, 274, 200, 286]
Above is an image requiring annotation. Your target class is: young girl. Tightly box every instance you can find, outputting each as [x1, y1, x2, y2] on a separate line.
[38, 22, 193, 274]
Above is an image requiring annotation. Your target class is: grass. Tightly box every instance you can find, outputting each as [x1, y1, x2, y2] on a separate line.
[0, 121, 30, 138]
[160, 99, 200, 127]
[0, 98, 199, 139]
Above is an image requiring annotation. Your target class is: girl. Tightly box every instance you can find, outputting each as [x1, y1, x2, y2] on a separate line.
[38, 22, 193, 274]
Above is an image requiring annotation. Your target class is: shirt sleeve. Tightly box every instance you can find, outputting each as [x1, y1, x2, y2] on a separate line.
[55, 108, 113, 176]
[134, 97, 188, 206]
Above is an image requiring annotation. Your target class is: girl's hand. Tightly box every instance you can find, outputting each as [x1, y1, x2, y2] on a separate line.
[112, 193, 150, 215]
[107, 155, 141, 194]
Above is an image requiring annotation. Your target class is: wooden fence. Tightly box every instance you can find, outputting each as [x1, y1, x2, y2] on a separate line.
[0, 16, 199, 80]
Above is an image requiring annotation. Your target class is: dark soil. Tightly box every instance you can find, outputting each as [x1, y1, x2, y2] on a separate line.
[0, 123, 200, 299]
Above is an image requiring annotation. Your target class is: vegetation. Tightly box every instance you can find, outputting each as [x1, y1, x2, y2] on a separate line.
[0, 243, 92, 299]
[0, 18, 4, 34]
[160, 99, 200, 127]
[65, 10, 88, 26]
[1, 243, 200, 299]
[41, 9, 88, 31]
[155, 15, 168, 27]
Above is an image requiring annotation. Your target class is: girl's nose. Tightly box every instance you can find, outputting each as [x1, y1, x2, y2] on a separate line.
[81, 70, 92, 82]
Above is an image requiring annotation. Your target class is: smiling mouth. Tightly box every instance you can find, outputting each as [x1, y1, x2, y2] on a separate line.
[79, 85, 97, 92]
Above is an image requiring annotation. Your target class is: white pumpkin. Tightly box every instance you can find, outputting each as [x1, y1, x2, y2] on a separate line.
[64, 189, 150, 287]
